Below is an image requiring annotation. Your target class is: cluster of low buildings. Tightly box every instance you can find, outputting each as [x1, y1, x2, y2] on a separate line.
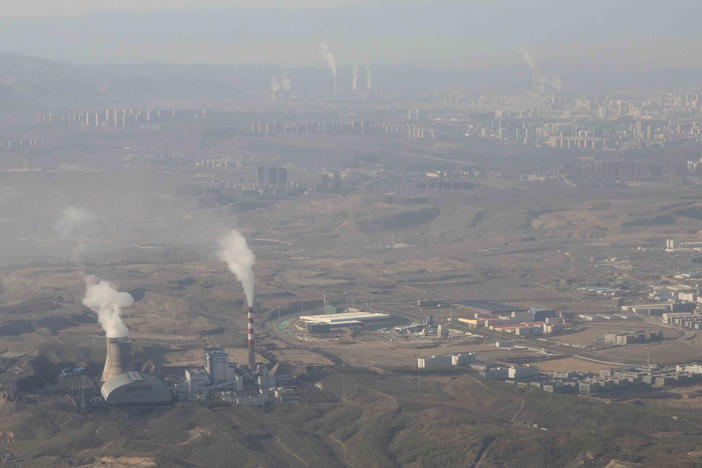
[452, 302, 567, 337]
[537, 364, 702, 395]
[36, 107, 207, 128]
[391, 313, 452, 338]
[603, 330, 663, 345]
[417, 348, 702, 397]
[416, 352, 541, 380]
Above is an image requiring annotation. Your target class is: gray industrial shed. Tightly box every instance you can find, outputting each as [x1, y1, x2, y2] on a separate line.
[101, 371, 171, 406]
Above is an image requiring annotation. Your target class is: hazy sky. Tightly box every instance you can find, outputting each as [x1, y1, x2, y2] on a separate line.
[1, 0, 701, 69]
[4, 0, 369, 16]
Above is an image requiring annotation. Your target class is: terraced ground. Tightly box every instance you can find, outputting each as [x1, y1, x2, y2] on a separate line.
[3, 367, 702, 467]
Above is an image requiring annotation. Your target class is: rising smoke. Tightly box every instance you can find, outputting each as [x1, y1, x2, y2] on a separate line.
[82, 275, 134, 338]
[319, 41, 337, 90]
[218, 229, 256, 307]
[521, 49, 562, 92]
[352, 64, 358, 91]
[281, 72, 291, 92]
[366, 65, 372, 91]
[270, 77, 281, 94]
[54, 206, 94, 237]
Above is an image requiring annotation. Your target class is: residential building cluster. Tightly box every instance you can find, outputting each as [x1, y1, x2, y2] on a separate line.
[36, 107, 207, 128]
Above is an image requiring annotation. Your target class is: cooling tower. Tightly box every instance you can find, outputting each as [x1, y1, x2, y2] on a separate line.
[248, 307, 256, 370]
[102, 337, 133, 382]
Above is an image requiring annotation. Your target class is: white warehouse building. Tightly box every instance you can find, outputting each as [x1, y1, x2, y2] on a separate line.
[299, 311, 390, 327]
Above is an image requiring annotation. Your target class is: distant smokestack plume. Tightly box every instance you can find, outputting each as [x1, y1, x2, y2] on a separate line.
[520, 48, 562, 92]
[352, 64, 358, 91]
[366, 65, 372, 91]
[281, 72, 291, 92]
[54, 206, 94, 237]
[82, 275, 133, 338]
[521, 50, 538, 72]
[218, 229, 256, 307]
[319, 41, 337, 92]
[218, 230, 257, 370]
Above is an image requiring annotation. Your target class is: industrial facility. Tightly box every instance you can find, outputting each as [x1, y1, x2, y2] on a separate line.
[603, 330, 663, 345]
[99, 336, 172, 407]
[175, 346, 294, 406]
[299, 308, 391, 333]
[101, 371, 171, 406]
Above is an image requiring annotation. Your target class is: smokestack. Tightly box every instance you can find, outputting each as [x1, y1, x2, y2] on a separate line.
[102, 336, 132, 382]
[247, 306, 255, 370]
[352, 64, 358, 92]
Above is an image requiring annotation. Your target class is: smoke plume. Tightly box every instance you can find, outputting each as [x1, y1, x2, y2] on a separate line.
[218, 229, 256, 307]
[365, 65, 372, 90]
[82, 275, 133, 338]
[352, 64, 358, 91]
[521, 49, 562, 92]
[319, 41, 337, 90]
[270, 77, 281, 93]
[281, 72, 291, 91]
[54, 206, 94, 237]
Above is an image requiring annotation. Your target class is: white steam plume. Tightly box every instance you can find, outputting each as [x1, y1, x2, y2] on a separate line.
[352, 64, 358, 91]
[319, 41, 337, 90]
[54, 206, 94, 237]
[218, 229, 256, 307]
[521, 50, 538, 72]
[281, 73, 291, 91]
[521, 48, 562, 92]
[365, 65, 372, 90]
[82, 275, 133, 338]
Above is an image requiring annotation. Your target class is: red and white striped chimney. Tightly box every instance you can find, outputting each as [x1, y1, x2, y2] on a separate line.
[248, 306, 255, 370]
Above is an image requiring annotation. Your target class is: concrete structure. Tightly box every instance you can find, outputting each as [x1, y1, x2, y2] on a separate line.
[184, 368, 209, 394]
[453, 301, 527, 316]
[204, 347, 237, 384]
[417, 355, 452, 369]
[102, 337, 133, 382]
[299, 310, 390, 327]
[482, 366, 509, 380]
[622, 303, 673, 316]
[662, 312, 695, 325]
[451, 353, 475, 366]
[101, 371, 171, 406]
[418, 353, 475, 369]
[604, 330, 663, 345]
[508, 365, 539, 379]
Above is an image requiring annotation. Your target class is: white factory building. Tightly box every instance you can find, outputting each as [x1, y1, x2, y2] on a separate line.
[417, 352, 476, 369]
[299, 310, 390, 327]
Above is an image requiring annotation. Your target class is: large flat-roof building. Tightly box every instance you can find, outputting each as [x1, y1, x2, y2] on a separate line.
[453, 301, 527, 316]
[299, 311, 390, 328]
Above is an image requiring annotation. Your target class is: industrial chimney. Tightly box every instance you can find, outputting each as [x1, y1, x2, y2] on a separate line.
[102, 337, 132, 382]
[248, 306, 256, 370]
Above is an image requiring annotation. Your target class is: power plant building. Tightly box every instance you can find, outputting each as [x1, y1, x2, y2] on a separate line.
[101, 371, 171, 406]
